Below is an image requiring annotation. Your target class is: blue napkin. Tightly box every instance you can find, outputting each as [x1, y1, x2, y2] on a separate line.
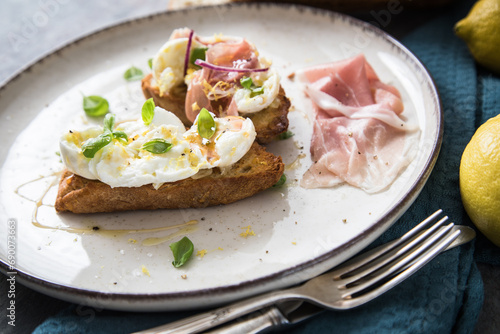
[34, 0, 497, 332]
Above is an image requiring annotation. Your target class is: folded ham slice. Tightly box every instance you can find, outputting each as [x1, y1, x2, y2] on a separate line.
[297, 54, 418, 193]
[185, 38, 260, 122]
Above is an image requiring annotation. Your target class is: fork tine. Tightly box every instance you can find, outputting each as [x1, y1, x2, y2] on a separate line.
[340, 222, 456, 298]
[331, 209, 444, 280]
[337, 216, 449, 286]
[339, 227, 461, 308]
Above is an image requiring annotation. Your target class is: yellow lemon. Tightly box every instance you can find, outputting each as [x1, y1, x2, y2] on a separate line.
[460, 114, 500, 247]
[454, 0, 500, 75]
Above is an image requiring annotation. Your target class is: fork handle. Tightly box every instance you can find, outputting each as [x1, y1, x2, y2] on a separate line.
[132, 289, 299, 334]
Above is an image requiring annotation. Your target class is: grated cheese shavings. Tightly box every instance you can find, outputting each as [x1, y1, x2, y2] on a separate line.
[197, 249, 208, 258]
[197, 247, 223, 259]
[240, 225, 256, 238]
[141, 265, 150, 277]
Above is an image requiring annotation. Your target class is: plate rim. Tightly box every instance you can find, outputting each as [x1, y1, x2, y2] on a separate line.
[0, 2, 443, 309]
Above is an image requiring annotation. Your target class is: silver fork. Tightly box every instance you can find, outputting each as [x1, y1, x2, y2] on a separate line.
[134, 209, 464, 334]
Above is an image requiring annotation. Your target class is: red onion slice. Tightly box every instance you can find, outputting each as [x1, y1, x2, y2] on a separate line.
[194, 59, 269, 73]
[183, 29, 195, 76]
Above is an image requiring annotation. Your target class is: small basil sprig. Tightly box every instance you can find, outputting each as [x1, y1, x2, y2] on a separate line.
[240, 77, 253, 90]
[273, 174, 287, 188]
[83, 95, 109, 117]
[250, 87, 264, 97]
[197, 108, 216, 140]
[142, 139, 172, 154]
[169, 236, 194, 268]
[123, 66, 144, 81]
[81, 114, 128, 158]
[103, 112, 115, 132]
[103, 114, 128, 144]
[142, 98, 155, 125]
[112, 131, 129, 144]
[240, 77, 265, 98]
[147, 58, 153, 69]
[277, 130, 294, 140]
[81, 133, 112, 159]
[189, 47, 208, 68]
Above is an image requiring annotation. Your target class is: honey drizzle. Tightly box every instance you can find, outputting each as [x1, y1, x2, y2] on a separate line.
[31, 173, 61, 225]
[142, 223, 199, 246]
[15, 172, 200, 239]
[14, 171, 61, 205]
[285, 153, 306, 170]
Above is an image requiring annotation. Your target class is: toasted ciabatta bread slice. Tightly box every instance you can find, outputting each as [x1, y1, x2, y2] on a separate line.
[55, 143, 284, 214]
[141, 73, 290, 144]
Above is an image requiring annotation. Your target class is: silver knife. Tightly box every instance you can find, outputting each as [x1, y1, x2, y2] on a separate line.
[204, 301, 323, 334]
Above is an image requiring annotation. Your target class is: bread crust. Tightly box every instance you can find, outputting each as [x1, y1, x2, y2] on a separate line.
[55, 143, 284, 213]
[141, 74, 290, 144]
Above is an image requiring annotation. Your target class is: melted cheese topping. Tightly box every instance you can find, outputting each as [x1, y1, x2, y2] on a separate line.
[59, 107, 256, 188]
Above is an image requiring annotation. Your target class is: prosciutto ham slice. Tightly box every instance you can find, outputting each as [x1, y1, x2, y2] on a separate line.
[185, 38, 261, 122]
[297, 54, 417, 193]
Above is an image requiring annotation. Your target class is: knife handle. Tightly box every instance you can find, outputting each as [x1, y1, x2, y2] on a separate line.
[204, 306, 290, 334]
[132, 290, 299, 334]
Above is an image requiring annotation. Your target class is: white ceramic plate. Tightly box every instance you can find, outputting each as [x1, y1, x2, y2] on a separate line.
[0, 3, 441, 311]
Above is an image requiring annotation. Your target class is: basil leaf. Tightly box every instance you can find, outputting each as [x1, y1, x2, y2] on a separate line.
[81, 114, 129, 158]
[273, 174, 286, 188]
[277, 130, 294, 140]
[81, 133, 112, 158]
[123, 66, 144, 81]
[250, 86, 264, 98]
[148, 58, 153, 69]
[169, 236, 194, 268]
[189, 47, 208, 68]
[142, 139, 172, 154]
[240, 77, 253, 90]
[240, 77, 264, 97]
[112, 131, 128, 143]
[142, 98, 155, 125]
[103, 113, 115, 133]
[83, 95, 109, 117]
[197, 108, 216, 140]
